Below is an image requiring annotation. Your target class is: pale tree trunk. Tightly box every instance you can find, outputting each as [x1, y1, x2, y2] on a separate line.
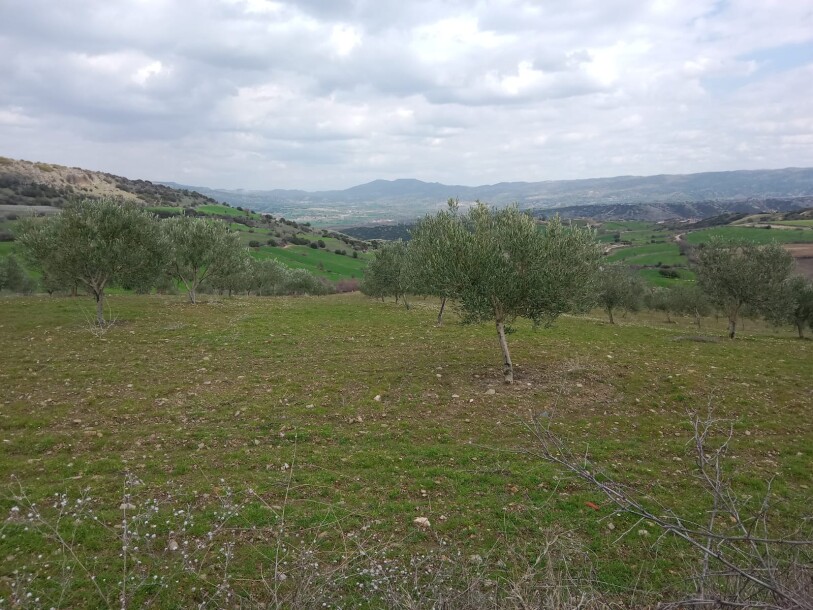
[436, 297, 447, 326]
[727, 304, 740, 339]
[496, 319, 513, 384]
[607, 307, 615, 325]
[402, 294, 410, 310]
[189, 287, 197, 304]
[694, 309, 702, 329]
[95, 292, 105, 327]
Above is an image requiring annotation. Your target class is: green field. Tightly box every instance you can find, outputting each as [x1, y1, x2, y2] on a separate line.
[772, 220, 813, 228]
[197, 203, 263, 220]
[251, 244, 369, 279]
[144, 206, 185, 215]
[0, 293, 809, 607]
[605, 242, 685, 266]
[685, 225, 813, 244]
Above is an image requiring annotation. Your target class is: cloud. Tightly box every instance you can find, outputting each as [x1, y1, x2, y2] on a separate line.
[0, 0, 811, 190]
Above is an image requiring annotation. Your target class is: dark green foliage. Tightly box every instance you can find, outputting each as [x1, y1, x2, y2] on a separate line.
[360, 240, 410, 305]
[693, 238, 795, 338]
[16, 199, 164, 323]
[595, 264, 645, 324]
[0, 254, 36, 293]
[770, 275, 813, 338]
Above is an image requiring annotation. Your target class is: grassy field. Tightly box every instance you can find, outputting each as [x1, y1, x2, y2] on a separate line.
[772, 220, 813, 228]
[0, 293, 810, 606]
[604, 242, 685, 267]
[685, 226, 813, 245]
[251, 244, 369, 279]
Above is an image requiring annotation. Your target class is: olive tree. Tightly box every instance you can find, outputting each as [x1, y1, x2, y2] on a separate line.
[405, 198, 466, 325]
[595, 264, 645, 324]
[694, 239, 794, 339]
[771, 275, 813, 339]
[0, 254, 36, 294]
[17, 199, 163, 325]
[360, 240, 411, 307]
[162, 216, 248, 303]
[666, 284, 712, 328]
[252, 258, 290, 296]
[411, 203, 600, 384]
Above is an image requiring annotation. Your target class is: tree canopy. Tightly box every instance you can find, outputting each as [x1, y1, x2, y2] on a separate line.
[694, 239, 794, 338]
[17, 198, 163, 325]
[162, 216, 248, 304]
[408, 203, 600, 383]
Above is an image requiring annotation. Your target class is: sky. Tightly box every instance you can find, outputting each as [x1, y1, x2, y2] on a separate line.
[1, 0, 812, 191]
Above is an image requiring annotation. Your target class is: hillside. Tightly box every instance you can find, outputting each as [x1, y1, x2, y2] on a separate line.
[0, 156, 221, 209]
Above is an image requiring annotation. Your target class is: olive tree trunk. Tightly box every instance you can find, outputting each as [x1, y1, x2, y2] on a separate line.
[95, 291, 105, 327]
[607, 307, 615, 325]
[436, 297, 447, 326]
[728, 318, 737, 339]
[496, 320, 513, 384]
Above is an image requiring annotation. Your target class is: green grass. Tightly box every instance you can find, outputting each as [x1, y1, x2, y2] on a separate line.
[197, 203, 263, 220]
[0, 293, 810, 605]
[685, 226, 813, 244]
[145, 206, 185, 215]
[0, 241, 16, 257]
[251, 244, 369, 279]
[605, 242, 686, 266]
[772, 220, 813, 228]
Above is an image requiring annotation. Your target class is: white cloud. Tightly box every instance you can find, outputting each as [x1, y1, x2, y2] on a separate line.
[0, 0, 811, 190]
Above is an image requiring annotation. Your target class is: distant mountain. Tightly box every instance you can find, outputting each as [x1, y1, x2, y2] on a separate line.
[163, 168, 813, 224]
[0, 157, 221, 209]
[533, 197, 813, 222]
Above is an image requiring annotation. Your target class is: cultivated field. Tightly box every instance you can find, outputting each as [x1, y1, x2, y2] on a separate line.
[1, 293, 810, 607]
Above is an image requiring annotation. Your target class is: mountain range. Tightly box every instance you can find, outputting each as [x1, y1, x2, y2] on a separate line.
[161, 167, 813, 225]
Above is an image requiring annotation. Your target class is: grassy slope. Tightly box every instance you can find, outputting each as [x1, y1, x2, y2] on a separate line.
[685, 226, 813, 244]
[605, 242, 684, 266]
[251, 244, 369, 279]
[0, 294, 810, 606]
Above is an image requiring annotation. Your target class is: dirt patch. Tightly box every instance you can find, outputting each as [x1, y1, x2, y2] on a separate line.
[784, 244, 813, 280]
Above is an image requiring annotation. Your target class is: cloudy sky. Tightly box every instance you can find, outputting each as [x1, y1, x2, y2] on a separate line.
[1, 0, 812, 190]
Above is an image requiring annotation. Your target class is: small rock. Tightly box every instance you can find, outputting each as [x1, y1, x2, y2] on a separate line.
[413, 516, 431, 528]
[638, 529, 650, 537]
[373, 394, 382, 402]
[452, 394, 460, 398]
[168, 540, 179, 551]
[119, 502, 136, 511]
[607, 522, 615, 531]
[469, 554, 483, 564]
[281, 463, 290, 471]
[485, 388, 496, 395]
[276, 573, 287, 581]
